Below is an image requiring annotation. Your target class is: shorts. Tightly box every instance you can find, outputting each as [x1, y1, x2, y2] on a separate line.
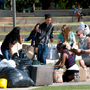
[83, 57, 90, 67]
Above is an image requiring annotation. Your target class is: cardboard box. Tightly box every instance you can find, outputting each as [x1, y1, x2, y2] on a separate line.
[79, 67, 90, 81]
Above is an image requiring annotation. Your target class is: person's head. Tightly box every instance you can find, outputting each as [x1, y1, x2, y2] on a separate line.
[33, 23, 40, 33]
[45, 14, 52, 25]
[61, 25, 70, 42]
[57, 43, 67, 53]
[77, 3, 80, 9]
[76, 29, 84, 39]
[7, 27, 21, 43]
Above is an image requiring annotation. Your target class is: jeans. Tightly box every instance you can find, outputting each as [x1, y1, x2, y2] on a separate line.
[38, 45, 48, 64]
[0, 0, 5, 10]
[1, 49, 12, 60]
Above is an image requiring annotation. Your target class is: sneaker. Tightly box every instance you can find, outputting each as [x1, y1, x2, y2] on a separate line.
[74, 73, 80, 82]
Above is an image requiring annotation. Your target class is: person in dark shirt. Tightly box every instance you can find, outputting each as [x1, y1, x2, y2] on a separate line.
[1, 27, 22, 60]
[23, 23, 40, 46]
[54, 43, 79, 82]
[35, 14, 54, 64]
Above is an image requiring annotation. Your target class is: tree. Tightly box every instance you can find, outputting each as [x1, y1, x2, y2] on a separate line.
[39, 0, 54, 9]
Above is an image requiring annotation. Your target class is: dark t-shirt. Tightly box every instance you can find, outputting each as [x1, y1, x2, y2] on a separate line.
[1, 36, 17, 50]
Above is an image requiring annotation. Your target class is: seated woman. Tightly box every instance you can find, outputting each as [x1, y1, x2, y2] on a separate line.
[57, 25, 76, 61]
[74, 3, 83, 22]
[54, 43, 79, 82]
[1, 27, 22, 60]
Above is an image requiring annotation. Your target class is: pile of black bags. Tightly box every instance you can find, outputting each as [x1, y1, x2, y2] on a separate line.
[0, 49, 35, 88]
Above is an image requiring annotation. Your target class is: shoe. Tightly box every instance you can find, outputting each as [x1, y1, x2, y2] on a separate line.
[74, 73, 80, 82]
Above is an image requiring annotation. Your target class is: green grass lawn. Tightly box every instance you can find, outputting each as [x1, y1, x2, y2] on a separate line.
[31, 85, 90, 90]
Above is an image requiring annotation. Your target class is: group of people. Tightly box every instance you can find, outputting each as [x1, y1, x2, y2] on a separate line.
[1, 14, 90, 82]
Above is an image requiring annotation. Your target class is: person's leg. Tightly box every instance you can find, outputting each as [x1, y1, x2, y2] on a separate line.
[63, 70, 79, 82]
[37, 45, 42, 62]
[75, 13, 81, 22]
[1, 49, 9, 60]
[79, 59, 86, 68]
[2, 2, 4, 10]
[8, 50, 12, 59]
[41, 45, 48, 64]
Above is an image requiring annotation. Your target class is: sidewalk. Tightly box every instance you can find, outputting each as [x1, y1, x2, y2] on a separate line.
[1, 81, 90, 90]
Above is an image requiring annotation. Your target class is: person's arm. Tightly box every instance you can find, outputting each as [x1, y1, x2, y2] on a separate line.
[75, 38, 90, 54]
[24, 32, 32, 41]
[83, 38, 90, 54]
[9, 43, 13, 55]
[54, 53, 67, 68]
[50, 26, 54, 43]
[72, 34, 76, 48]
[18, 30, 22, 44]
[57, 39, 61, 44]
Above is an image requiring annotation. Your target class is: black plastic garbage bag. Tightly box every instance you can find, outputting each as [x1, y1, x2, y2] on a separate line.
[0, 67, 35, 88]
[0, 54, 4, 61]
[18, 49, 27, 59]
[11, 53, 21, 64]
[16, 64, 30, 76]
[16, 58, 33, 76]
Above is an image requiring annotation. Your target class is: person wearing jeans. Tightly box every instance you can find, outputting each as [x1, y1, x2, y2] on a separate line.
[38, 45, 48, 64]
[1, 49, 12, 60]
[1, 27, 22, 60]
[35, 14, 54, 64]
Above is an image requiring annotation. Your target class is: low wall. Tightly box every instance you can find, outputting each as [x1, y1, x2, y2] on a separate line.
[34, 9, 90, 16]
[0, 24, 81, 32]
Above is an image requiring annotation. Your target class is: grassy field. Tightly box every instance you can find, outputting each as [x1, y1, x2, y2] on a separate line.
[31, 85, 90, 90]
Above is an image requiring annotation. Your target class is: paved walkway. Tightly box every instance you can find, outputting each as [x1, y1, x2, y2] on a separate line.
[0, 81, 90, 90]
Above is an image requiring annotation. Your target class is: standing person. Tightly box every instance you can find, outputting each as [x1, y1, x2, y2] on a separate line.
[1, 27, 22, 60]
[35, 14, 54, 65]
[0, 0, 5, 10]
[54, 43, 79, 82]
[75, 29, 90, 68]
[23, 23, 40, 46]
[57, 25, 76, 61]
[74, 3, 83, 22]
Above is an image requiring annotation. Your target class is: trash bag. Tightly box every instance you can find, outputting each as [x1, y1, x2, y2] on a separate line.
[46, 43, 59, 60]
[0, 54, 4, 61]
[11, 53, 21, 64]
[18, 49, 28, 59]
[17, 58, 33, 76]
[0, 59, 16, 68]
[16, 64, 30, 76]
[0, 67, 35, 88]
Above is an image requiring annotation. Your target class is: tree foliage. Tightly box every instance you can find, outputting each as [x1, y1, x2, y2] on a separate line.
[5, 0, 90, 12]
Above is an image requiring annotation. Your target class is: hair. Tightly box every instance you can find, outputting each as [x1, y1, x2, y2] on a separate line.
[57, 43, 67, 50]
[45, 14, 52, 20]
[76, 29, 84, 34]
[30, 23, 40, 37]
[62, 25, 70, 42]
[6, 27, 21, 43]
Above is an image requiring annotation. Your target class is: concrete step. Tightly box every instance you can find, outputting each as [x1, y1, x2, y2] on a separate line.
[0, 24, 88, 32]
[0, 16, 90, 24]
[0, 10, 12, 17]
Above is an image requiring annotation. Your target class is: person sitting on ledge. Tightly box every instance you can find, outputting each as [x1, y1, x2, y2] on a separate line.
[74, 3, 83, 22]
